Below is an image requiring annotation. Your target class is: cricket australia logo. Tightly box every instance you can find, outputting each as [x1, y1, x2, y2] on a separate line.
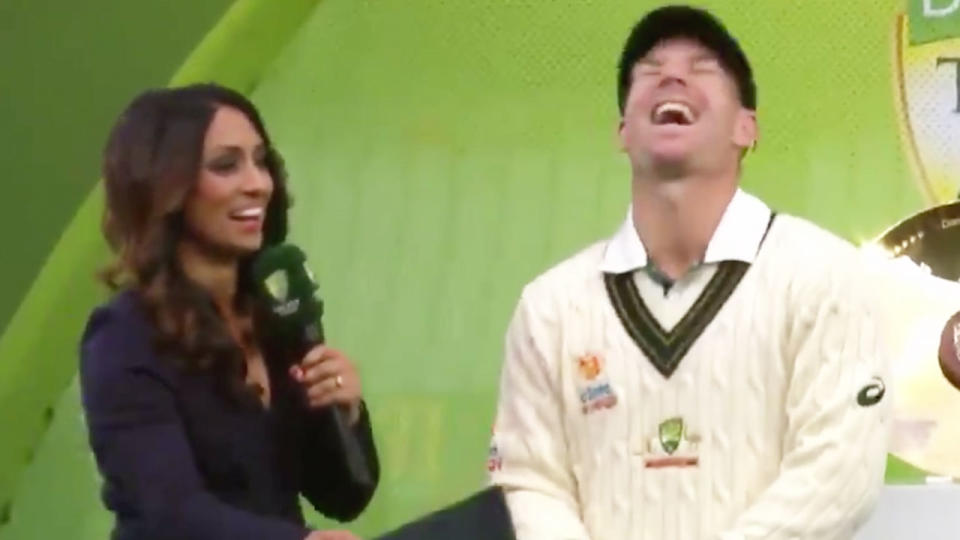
[645, 417, 700, 469]
[575, 353, 618, 414]
[264, 270, 300, 316]
[264, 270, 290, 302]
[894, 1, 960, 203]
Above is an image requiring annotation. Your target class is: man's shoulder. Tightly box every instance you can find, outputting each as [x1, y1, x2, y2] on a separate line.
[766, 214, 864, 266]
[520, 240, 607, 302]
[764, 214, 877, 296]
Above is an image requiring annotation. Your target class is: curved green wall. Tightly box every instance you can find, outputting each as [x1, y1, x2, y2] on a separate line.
[0, 0, 236, 523]
[0, 0, 942, 538]
[0, 0, 320, 535]
[0, 0, 238, 339]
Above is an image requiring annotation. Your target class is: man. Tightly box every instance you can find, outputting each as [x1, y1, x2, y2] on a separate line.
[488, 6, 890, 540]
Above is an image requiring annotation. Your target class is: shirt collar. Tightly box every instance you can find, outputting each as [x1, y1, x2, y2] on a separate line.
[599, 188, 772, 274]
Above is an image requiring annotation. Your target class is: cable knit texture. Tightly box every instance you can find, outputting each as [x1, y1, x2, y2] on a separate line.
[489, 214, 891, 540]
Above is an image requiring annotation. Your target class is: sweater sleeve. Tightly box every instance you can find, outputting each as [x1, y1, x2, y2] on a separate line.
[298, 403, 380, 521]
[79, 306, 311, 540]
[488, 291, 592, 540]
[716, 261, 891, 540]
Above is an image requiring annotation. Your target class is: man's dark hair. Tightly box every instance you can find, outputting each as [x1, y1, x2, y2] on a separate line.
[617, 5, 756, 114]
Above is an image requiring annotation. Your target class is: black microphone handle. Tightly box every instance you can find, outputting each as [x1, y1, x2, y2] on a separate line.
[301, 323, 375, 490]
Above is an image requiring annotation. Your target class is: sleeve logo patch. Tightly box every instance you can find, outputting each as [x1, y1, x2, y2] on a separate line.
[857, 377, 886, 407]
[486, 442, 502, 472]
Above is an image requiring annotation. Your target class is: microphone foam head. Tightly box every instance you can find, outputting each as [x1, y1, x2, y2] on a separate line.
[250, 244, 321, 327]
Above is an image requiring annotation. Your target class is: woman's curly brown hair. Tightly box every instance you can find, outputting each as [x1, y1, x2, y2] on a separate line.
[99, 83, 291, 401]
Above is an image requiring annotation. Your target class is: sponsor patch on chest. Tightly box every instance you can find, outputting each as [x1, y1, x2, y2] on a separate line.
[576, 353, 619, 414]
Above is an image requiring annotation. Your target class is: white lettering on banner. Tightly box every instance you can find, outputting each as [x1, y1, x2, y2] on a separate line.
[937, 57, 960, 112]
[924, 0, 960, 18]
[274, 298, 300, 316]
[941, 217, 960, 229]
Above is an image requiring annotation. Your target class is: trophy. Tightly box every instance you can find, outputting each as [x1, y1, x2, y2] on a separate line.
[872, 200, 960, 479]
[876, 201, 960, 281]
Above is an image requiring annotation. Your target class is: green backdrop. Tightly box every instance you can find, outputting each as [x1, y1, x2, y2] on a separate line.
[0, 0, 236, 335]
[0, 0, 941, 538]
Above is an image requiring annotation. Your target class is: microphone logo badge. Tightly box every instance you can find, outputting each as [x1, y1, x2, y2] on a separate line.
[304, 263, 317, 286]
[265, 270, 290, 302]
[264, 269, 300, 317]
[275, 298, 301, 317]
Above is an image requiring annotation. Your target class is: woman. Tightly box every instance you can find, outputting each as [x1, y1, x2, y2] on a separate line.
[79, 84, 379, 540]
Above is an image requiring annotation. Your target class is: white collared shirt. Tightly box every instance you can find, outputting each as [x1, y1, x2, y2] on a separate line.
[599, 188, 773, 274]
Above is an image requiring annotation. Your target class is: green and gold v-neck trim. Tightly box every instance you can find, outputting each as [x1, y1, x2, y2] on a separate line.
[604, 261, 749, 378]
[603, 213, 776, 378]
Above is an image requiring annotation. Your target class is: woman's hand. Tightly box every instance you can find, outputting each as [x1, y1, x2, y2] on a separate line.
[291, 345, 363, 424]
[306, 530, 361, 540]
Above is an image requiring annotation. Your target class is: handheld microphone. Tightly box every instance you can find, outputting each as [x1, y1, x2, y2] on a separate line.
[251, 244, 375, 490]
[939, 310, 960, 391]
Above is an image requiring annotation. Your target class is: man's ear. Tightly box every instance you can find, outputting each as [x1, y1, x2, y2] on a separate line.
[617, 118, 628, 152]
[733, 108, 758, 151]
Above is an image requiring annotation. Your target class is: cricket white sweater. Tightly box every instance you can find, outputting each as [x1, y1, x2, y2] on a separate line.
[489, 214, 891, 540]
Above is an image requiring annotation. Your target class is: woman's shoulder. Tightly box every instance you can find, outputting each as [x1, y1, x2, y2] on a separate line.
[79, 289, 164, 379]
[82, 289, 150, 342]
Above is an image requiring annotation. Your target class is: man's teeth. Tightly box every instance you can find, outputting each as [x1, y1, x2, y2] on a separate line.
[232, 208, 263, 219]
[653, 102, 694, 124]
